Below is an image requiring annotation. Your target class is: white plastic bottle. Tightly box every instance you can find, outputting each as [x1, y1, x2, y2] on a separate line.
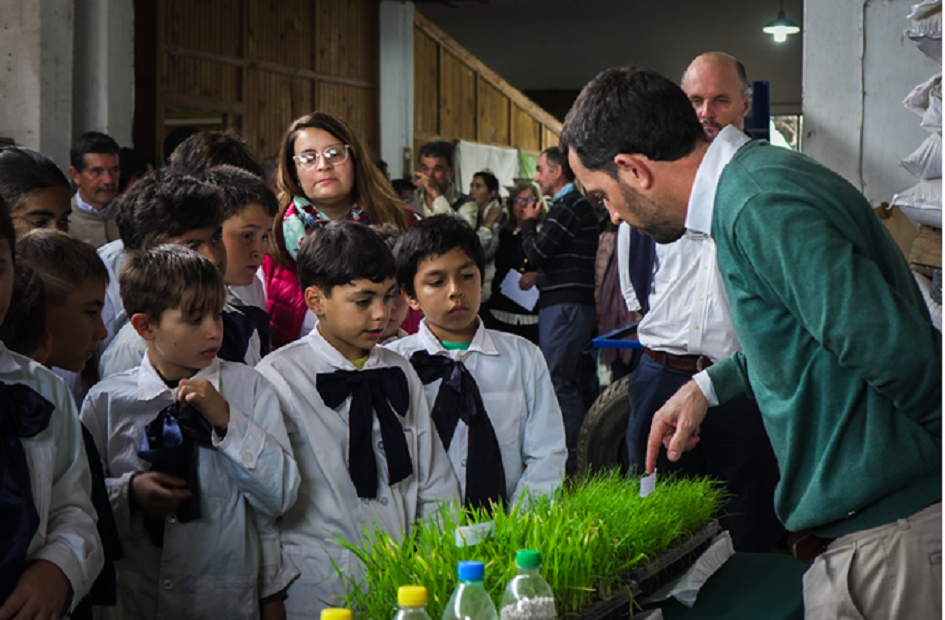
[395, 585, 433, 620]
[499, 550, 555, 620]
[441, 560, 499, 620]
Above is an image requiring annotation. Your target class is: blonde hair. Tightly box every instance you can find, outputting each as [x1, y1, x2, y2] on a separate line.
[505, 181, 546, 231]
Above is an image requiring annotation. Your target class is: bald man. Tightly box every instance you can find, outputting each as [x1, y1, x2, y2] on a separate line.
[682, 52, 751, 139]
[615, 52, 782, 553]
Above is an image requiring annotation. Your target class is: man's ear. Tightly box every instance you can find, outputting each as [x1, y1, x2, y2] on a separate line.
[741, 94, 752, 120]
[130, 313, 157, 341]
[68, 166, 81, 185]
[304, 286, 326, 316]
[31, 331, 53, 366]
[613, 154, 654, 190]
[403, 288, 422, 313]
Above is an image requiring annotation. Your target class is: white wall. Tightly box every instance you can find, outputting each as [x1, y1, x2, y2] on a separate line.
[379, 0, 414, 180]
[803, 0, 939, 205]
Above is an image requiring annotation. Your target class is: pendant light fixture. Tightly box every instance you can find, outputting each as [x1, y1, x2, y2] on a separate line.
[763, 1, 801, 43]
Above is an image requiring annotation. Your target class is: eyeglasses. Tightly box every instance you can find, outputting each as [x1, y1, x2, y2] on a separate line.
[292, 144, 350, 169]
[513, 197, 538, 206]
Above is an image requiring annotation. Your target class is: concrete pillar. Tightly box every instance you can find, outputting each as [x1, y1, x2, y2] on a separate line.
[0, 0, 76, 168]
[379, 0, 414, 180]
[73, 0, 135, 147]
[803, 0, 940, 204]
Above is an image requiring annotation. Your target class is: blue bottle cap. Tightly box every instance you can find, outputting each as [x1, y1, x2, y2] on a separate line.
[457, 560, 485, 581]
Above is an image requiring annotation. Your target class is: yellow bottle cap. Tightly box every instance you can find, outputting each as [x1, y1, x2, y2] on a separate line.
[398, 585, 428, 607]
[320, 609, 352, 620]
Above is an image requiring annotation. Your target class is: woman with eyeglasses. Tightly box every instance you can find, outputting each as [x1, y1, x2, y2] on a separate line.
[482, 180, 545, 344]
[263, 112, 412, 348]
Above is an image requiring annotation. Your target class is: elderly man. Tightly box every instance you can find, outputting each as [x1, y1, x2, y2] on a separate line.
[68, 131, 121, 248]
[562, 66, 941, 619]
[617, 52, 781, 553]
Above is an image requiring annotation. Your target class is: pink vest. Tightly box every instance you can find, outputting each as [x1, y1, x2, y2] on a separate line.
[262, 255, 307, 350]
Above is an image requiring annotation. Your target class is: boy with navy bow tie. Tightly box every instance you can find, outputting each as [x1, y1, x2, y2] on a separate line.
[255, 221, 460, 617]
[80, 245, 299, 620]
[386, 215, 566, 512]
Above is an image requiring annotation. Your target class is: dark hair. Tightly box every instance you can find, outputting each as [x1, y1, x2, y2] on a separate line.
[0, 262, 46, 356]
[541, 146, 575, 182]
[418, 141, 454, 167]
[273, 112, 410, 266]
[394, 214, 485, 298]
[115, 168, 224, 251]
[297, 220, 395, 295]
[0, 146, 71, 214]
[203, 165, 278, 219]
[169, 130, 265, 178]
[118, 147, 154, 193]
[0, 195, 15, 255]
[120, 244, 225, 321]
[163, 127, 200, 164]
[392, 178, 416, 193]
[70, 131, 120, 171]
[262, 155, 279, 187]
[16, 230, 109, 305]
[561, 67, 707, 177]
[473, 171, 500, 199]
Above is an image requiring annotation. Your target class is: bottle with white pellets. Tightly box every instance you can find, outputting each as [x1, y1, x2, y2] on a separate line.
[442, 560, 499, 620]
[499, 550, 555, 620]
[395, 585, 433, 620]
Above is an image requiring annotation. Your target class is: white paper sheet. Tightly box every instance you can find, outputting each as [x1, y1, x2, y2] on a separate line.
[499, 270, 540, 311]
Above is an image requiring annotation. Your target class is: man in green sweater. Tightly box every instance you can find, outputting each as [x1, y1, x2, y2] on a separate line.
[561, 66, 941, 619]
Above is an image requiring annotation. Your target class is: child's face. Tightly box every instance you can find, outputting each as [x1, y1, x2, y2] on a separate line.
[306, 277, 397, 361]
[406, 247, 482, 344]
[0, 239, 13, 326]
[45, 278, 107, 372]
[222, 204, 272, 286]
[379, 288, 410, 342]
[12, 186, 72, 238]
[143, 307, 224, 381]
[166, 226, 227, 277]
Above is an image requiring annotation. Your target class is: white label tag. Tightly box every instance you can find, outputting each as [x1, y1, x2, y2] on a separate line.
[640, 470, 657, 498]
[454, 521, 495, 547]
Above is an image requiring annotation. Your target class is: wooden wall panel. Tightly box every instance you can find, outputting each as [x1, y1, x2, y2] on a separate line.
[542, 126, 560, 150]
[478, 80, 510, 145]
[247, 1, 312, 67]
[164, 0, 242, 56]
[438, 49, 476, 141]
[317, 84, 380, 157]
[164, 56, 240, 102]
[315, 0, 376, 81]
[511, 104, 541, 153]
[243, 69, 312, 159]
[413, 29, 439, 137]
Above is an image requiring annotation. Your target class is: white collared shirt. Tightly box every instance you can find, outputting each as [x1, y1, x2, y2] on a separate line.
[79, 354, 300, 620]
[100, 301, 263, 380]
[74, 190, 116, 216]
[255, 327, 460, 618]
[385, 321, 566, 508]
[98, 239, 129, 348]
[0, 343, 103, 611]
[684, 126, 753, 404]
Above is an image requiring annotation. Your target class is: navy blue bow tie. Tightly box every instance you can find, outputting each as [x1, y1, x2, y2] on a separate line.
[218, 308, 258, 363]
[316, 367, 413, 499]
[0, 381, 55, 603]
[137, 401, 213, 545]
[409, 351, 507, 512]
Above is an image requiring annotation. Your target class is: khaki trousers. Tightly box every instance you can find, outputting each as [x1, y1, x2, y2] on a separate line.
[803, 501, 942, 620]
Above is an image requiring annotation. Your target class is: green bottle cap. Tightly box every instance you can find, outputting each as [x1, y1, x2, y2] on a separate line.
[516, 549, 542, 568]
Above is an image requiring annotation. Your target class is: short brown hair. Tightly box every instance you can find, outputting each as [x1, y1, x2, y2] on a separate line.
[119, 244, 226, 321]
[16, 230, 108, 305]
[0, 262, 47, 356]
[169, 130, 265, 178]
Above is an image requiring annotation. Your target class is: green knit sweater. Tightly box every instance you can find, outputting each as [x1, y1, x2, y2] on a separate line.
[706, 141, 942, 538]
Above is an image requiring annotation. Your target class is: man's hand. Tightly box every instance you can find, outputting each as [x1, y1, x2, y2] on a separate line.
[131, 471, 192, 518]
[481, 203, 502, 229]
[0, 559, 72, 620]
[178, 379, 230, 429]
[413, 171, 441, 202]
[645, 380, 709, 474]
[519, 272, 537, 290]
[520, 199, 542, 221]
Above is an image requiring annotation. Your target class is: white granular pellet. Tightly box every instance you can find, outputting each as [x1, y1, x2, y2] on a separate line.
[500, 596, 555, 620]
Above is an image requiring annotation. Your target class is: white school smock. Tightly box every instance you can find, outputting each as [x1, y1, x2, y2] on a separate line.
[386, 321, 566, 508]
[255, 327, 461, 618]
[0, 343, 103, 611]
[79, 355, 300, 620]
[99, 302, 263, 379]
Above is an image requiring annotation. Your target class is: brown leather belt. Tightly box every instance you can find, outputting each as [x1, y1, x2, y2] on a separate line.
[643, 348, 713, 373]
[786, 530, 836, 564]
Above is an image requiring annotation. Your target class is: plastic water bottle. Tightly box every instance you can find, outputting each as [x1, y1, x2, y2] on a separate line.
[499, 550, 555, 620]
[441, 560, 499, 620]
[395, 585, 433, 620]
[321, 609, 352, 620]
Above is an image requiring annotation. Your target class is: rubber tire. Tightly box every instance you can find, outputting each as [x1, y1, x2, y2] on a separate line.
[576, 373, 633, 477]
